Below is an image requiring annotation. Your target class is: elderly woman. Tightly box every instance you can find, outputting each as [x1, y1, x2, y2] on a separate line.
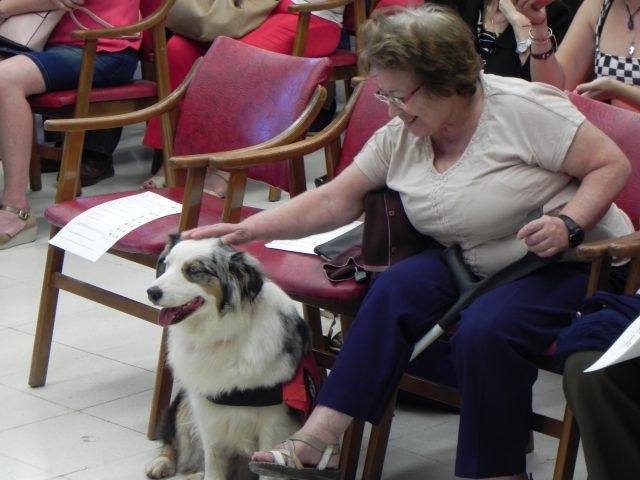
[184, 5, 633, 479]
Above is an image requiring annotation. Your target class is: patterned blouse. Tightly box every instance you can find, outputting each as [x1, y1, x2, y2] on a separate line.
[594, 0, 640, 85]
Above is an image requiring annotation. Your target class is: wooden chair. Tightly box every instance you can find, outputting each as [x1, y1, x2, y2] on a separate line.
[200, 84, 640, 479]
[27, 0, 175, 192]
[28, 36, 332, 439]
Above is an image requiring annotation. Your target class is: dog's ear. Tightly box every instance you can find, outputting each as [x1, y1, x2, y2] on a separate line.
[228, 251, 264, 302]
[156, 234, 182, 277]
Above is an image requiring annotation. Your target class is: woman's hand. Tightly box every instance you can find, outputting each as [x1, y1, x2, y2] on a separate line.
[575, 77, 622, 102]
[517, 215, 570, 257]
[499, 0, 531, 28]
[182, 222, 253, 246]
[515, 0, 553, 25]
[51, 0, 84, 11]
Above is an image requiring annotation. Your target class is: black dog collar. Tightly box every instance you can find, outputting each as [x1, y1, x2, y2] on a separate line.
[207, 384, 283, 407]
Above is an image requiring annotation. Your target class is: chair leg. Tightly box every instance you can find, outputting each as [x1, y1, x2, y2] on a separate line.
[29, 124, 43, 192]
[29, 244, 65, 387]
[268, 186, 283, 202]
[360, 392, 396, 480]
[552, 406, 580, 480]
[147, 327, 174, 440]
[340, 419, 365, 480]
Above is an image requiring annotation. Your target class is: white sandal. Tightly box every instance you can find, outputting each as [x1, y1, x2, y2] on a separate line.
[249, 433, 340, 480]
[0, 205, 37, 250]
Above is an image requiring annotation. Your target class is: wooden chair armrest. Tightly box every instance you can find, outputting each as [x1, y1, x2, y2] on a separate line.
[71, 0, 176, 41]
[607, 231, 640, 258]
[576, 231, 640, 260]
[170, 81, 363, 171]
[43, 57, 199, 133]
[170, 88, 333, 169]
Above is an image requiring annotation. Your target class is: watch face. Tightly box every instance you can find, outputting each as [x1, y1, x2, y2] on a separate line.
[516, 39, 531, 54]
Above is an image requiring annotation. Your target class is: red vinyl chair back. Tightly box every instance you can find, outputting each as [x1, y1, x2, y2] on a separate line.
[173, 37, 331, 192]
[335, 79, 389, 175]
[568, 92, 640, 229]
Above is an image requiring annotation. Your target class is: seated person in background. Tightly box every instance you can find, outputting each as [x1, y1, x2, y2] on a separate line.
[555, 291, 640, 480]
[436, 0, 576, 80]
[141, 0, 344, 193]
[182, 5, 634, 479]
[0, 0, 141, 250]
[517, 0, 640, 110]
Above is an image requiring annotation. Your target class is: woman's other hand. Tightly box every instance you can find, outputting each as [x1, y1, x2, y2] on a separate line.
[182, 223, 252, 246]
[515, 0, 553, 25]
[499, 0, 531, 28]
[517, 215, 570, 257]
[575, 77, 622, 102]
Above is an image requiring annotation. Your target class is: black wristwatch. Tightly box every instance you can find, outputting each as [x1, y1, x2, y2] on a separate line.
[558, 214, 585, 248]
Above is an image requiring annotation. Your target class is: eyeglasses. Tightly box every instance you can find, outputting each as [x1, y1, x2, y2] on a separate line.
[374, 83, 423, 109]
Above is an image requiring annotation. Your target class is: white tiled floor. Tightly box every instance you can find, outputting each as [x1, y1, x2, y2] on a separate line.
[0, 122, 587, 479]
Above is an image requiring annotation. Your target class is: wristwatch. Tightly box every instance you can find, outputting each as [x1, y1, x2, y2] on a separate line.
[515, 38, 532, 54]
[558, 214, 585, 248]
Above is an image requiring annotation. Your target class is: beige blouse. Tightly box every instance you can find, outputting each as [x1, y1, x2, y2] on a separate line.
[355, 73, 633, 277]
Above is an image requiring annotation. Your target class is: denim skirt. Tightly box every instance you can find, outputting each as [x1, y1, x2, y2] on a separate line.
[0, 44, 139, 91]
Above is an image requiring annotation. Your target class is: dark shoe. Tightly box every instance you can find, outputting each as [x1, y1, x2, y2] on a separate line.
[309, 99, 337, 133]
[80, 154, 114, 187]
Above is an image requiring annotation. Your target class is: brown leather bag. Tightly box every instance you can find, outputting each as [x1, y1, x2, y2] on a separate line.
[322, 188, 434, 283]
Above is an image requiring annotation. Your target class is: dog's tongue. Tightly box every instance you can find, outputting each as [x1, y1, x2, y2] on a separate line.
[158, 307, 181, 327]
[157, 297, 205, 327]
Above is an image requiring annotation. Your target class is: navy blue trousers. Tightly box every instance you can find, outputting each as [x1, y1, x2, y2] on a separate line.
[316, 247, 592, 478]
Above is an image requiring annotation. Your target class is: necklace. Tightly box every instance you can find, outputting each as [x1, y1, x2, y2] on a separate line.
[625, 1, 640, 55]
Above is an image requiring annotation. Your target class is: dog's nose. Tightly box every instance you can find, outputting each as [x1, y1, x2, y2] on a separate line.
[147, 286, 163, 303]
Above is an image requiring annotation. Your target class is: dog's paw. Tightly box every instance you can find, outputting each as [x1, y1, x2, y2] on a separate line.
[145, 455, 177, 478]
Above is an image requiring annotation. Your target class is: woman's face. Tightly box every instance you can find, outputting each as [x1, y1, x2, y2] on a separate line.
[373, 68, 454, 138]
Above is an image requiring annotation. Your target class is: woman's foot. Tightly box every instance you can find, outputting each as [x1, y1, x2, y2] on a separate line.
[0, 205, 37, 250]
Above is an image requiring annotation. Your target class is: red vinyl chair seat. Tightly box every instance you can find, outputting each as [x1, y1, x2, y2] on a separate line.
[29, 81, 158, 108]
[328, 50, 357, 68]
[239, 241, 367, 302]
[45, 188, 261, 255]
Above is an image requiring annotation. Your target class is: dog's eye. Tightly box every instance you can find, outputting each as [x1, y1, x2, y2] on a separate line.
[185, 265, 200, 276]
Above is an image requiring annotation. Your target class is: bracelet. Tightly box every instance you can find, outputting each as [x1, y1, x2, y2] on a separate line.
[529, 26, 553, 44]
[531, 44, 556, 60]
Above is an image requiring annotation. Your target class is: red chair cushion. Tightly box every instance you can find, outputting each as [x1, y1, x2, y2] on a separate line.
[44, 188, 261, 255]
[29, 80, 158, 108]
[239, 241, 367, 302]
[329, 50, 357, 68]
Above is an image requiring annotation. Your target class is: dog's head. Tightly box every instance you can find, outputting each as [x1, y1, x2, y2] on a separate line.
[147, 235, 264, 327]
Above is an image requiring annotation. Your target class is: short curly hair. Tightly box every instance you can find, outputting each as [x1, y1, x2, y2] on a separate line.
[359, 4, 483, 98]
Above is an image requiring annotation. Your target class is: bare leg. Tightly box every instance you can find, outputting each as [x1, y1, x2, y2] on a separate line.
[0, 55, 46, 236]
[251, 405, 350, 469]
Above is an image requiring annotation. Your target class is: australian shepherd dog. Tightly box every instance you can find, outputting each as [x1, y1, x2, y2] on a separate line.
[145, 235, 317, 480]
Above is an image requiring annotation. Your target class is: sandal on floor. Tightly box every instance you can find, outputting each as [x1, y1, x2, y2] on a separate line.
[248, 433, 340, 480]
[0, 205, 37, 250]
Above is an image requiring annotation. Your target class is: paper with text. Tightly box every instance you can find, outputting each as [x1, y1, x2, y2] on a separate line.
[265, 221, 363, 255]
[49, 192, 182, 262]
[585, 314, 640, 372]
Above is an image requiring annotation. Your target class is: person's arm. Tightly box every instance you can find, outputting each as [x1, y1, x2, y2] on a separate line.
[0, 0, 82, 17]
[517, 120, 631, 256]
[183, 163, 379, 245]
[516, 0, 599, 90]
[576, 76, 640, 111]
[499, 0, 532, 65]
